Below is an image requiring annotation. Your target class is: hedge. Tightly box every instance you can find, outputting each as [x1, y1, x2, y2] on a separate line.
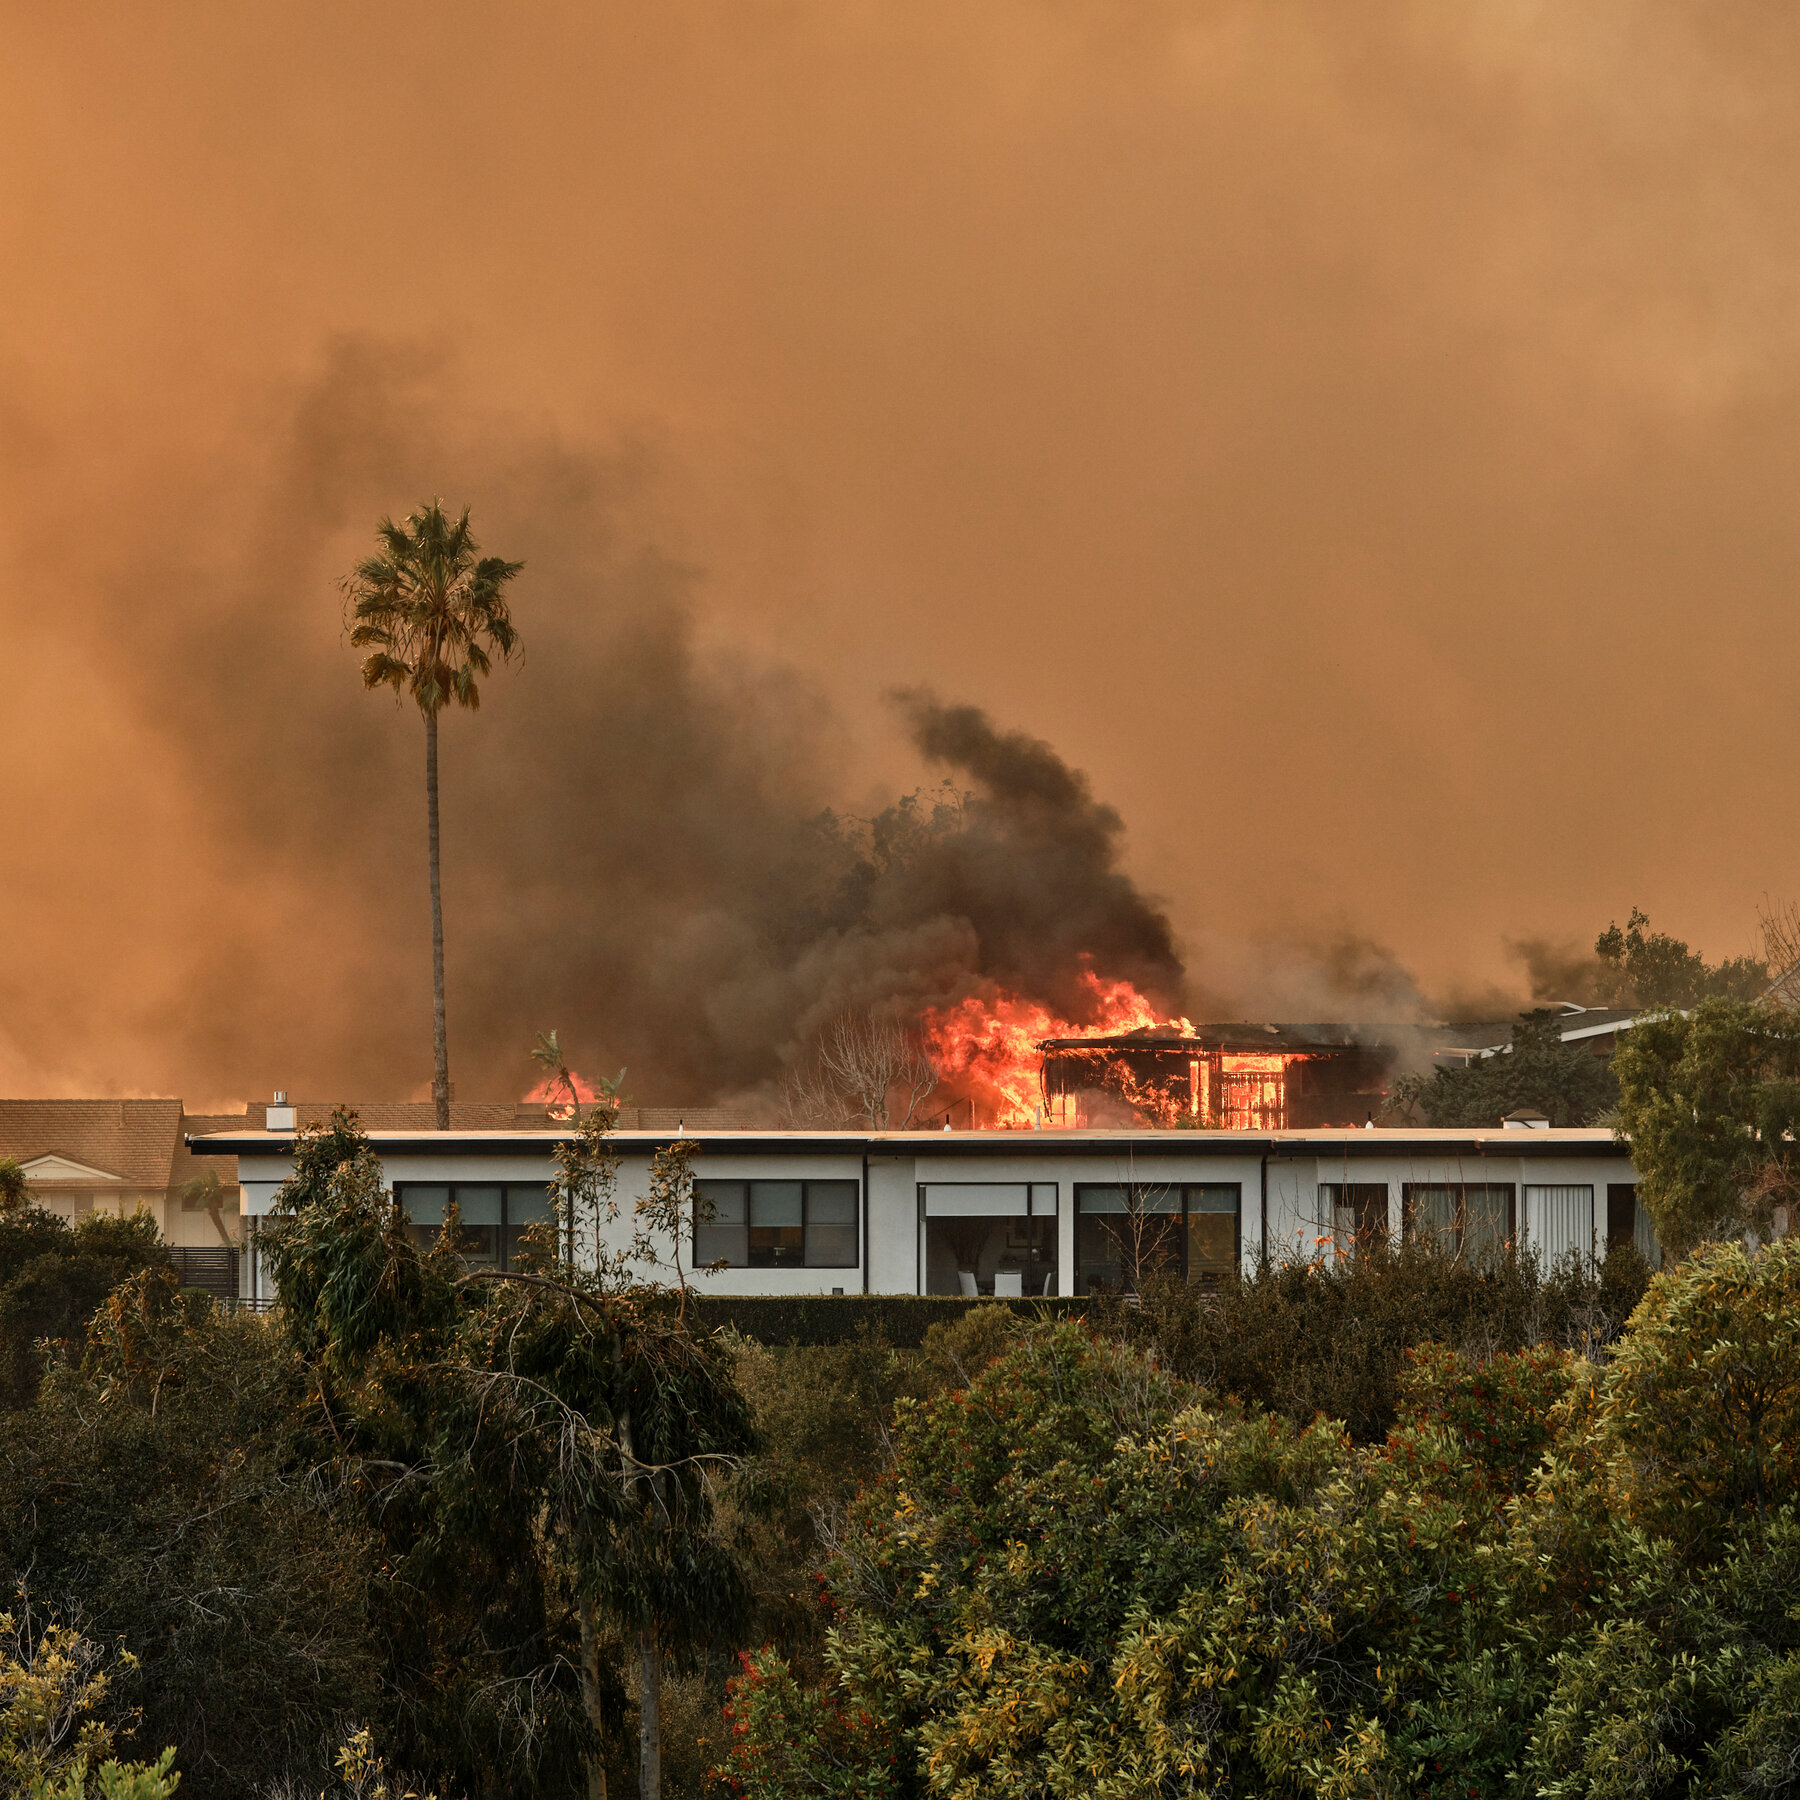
[692, 1293, 1094, 1348]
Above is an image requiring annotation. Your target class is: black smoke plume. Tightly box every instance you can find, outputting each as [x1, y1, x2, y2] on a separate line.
[7, 344, 1184, 1107]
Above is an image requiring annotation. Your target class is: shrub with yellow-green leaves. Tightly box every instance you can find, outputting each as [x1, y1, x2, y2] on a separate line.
[720, 1247, 1800, 1799]
[0, 1596, 178, 1799]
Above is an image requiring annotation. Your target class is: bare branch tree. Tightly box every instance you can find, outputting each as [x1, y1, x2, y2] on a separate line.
[1761, 897, 1800, 1006]
[783, 1009, 940, 1128]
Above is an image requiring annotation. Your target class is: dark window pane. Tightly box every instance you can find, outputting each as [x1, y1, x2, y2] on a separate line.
[1185, 1185, 1240, 1286]
[804, 1182, 858, 1268]
[457, 1186, 502, 1225]
[696, 1180, 750, 1267]
[750, 1183, 802, 1228]
[748, 1182, 804, 1266]
[402, 1185, 449, 1225]
[503, 1183, 556, 1268]
[1606, 1184, 1638, 1250]
[1075, 1184, 1180, 1294]
[508, 1184, 555, 1221]
[400, 1186, 448, 1258]
[1186, 1211, 1237, 1284]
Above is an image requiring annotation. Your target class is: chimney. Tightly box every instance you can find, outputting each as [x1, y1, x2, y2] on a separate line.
[265, 1091, 296, 1132]
[1501, 1108, 1551, 1131]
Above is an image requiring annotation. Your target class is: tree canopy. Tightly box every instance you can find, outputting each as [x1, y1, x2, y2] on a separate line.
[1396, 1009, 1618, 1128]
[1611, 996, 1800, 1258]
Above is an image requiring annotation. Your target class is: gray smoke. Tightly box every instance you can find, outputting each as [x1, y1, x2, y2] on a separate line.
[30, 343, 1186, 1107]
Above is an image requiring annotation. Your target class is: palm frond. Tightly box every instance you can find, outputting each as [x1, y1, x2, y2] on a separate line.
[342, 500, 524, 717]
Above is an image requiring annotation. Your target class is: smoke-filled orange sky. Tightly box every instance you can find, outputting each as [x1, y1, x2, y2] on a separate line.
[3, 2, 1797, 1106]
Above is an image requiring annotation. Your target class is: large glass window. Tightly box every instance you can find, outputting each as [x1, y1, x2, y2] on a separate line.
[805, 1183, 860, 1268]
[695, 1179, 860, 1270]
[1075, 1184, 1239, 1294]
[1403, 1184, 1516, 1258]
[1606, 1183, 1663, 1269]
[504, 1183, 556, 1266]
[921, 1184, 1058, 1297]
[1525, 1184, 1594, 1269]
[398, 1183, 538, 1269]
[1321, 1183, 1389, 1257]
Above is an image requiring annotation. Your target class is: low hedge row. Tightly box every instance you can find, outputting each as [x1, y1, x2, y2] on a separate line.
[692, 1292, 1094, 1347]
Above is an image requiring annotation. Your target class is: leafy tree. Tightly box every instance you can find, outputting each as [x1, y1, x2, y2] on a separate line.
[1593, 905, 1767, 1008]
[1610, 997, 1800, 1257]
[265, 1104, 757, 1800]
[1397, 1009, 1618, 1128]
[719, 1323, 1553, 1797]
[1518, 1239, 1800, 1794]
[345, 500, 523, 1129]
[0, 1158, 28, 1215]
[0, 1270, 378, 1796]
[0, 1208, 170, 1408]
[1118, 1237, 1648, 1443]
[722, 1247, 1800, 1799]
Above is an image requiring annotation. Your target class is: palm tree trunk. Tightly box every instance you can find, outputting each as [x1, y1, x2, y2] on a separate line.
[425, 707, 451, 1131]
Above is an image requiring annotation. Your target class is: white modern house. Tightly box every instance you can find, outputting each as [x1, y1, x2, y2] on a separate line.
[189, 1112, 1656, 1304]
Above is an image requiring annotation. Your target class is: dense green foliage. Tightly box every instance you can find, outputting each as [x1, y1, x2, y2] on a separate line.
[1114, 1237, 1650, 1442]
[1592, 906, 1768, 1009]
[2, 1102, 1797, 1798]
[1401, 1010, 1620, 1128]
[722, 1242, 1800, 1798]
[0, 1206, 170, 1408]
[692, 1294, 1090, 1347]
[1611, 996, 1800, 1257]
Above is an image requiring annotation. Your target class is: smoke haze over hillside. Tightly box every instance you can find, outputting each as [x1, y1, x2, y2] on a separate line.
[1, 3, 1795, 1102]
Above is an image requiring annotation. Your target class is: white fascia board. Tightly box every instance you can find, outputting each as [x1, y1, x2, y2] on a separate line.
[21, 1154, 123, 1183]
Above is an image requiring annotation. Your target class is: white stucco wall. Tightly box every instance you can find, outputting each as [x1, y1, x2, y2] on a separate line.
[220, 1128, 1647, 1299]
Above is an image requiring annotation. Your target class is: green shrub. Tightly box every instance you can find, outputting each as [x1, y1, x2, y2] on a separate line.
[0, 1208, 171, 1409]
[1114, 1238, 1650, 1442]
[693, 1293, 1090, 1348]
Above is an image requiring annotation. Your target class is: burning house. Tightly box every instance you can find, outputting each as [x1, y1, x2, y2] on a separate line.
[1038, 1024, 1397, 1130]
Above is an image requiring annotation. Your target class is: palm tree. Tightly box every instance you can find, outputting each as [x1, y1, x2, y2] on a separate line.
[346, 501, 523, 1129]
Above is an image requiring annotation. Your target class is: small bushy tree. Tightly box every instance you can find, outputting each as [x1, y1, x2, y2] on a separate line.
[0, 1207, 171, 1408]
[1611, 996, 1800, 1256]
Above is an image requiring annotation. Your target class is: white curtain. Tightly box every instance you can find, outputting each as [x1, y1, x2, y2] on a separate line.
[1525, 1184, 1594, 1269]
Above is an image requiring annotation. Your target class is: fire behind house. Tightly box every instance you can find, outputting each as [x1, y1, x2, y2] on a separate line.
[1037, 1024, 1395, 1129]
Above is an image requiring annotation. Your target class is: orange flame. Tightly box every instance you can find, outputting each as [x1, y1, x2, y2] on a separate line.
[919, 966, 1194, 1128]
[523, 1070, 602, 1119]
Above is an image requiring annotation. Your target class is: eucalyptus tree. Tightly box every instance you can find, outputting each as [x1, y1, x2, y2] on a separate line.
[267, 1101, 755, 1800]
[345, 501, 523, 1129]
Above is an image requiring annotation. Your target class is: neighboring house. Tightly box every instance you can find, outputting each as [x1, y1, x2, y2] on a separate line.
[192, 1112, 1655, 1303]
[0, 1098, 248, 1297]
[1433, 1005, 1645, 1067]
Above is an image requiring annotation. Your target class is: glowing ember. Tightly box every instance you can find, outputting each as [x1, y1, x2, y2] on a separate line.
[919, 966, 1194, 1128]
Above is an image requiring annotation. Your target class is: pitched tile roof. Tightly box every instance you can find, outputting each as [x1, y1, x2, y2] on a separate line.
[0, 1099, 186, 1186]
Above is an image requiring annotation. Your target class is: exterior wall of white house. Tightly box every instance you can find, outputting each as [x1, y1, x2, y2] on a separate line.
[208, 1126, 1648, 1302]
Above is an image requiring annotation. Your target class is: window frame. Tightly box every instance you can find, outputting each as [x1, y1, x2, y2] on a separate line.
[916, 1181, 1059, 1297]
[1073, 1182, 1241, 1294]
[694, 1177, 862, 1271]
[394, 1181, 557, 1271]
[1400, 1182, 1518, 1258]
